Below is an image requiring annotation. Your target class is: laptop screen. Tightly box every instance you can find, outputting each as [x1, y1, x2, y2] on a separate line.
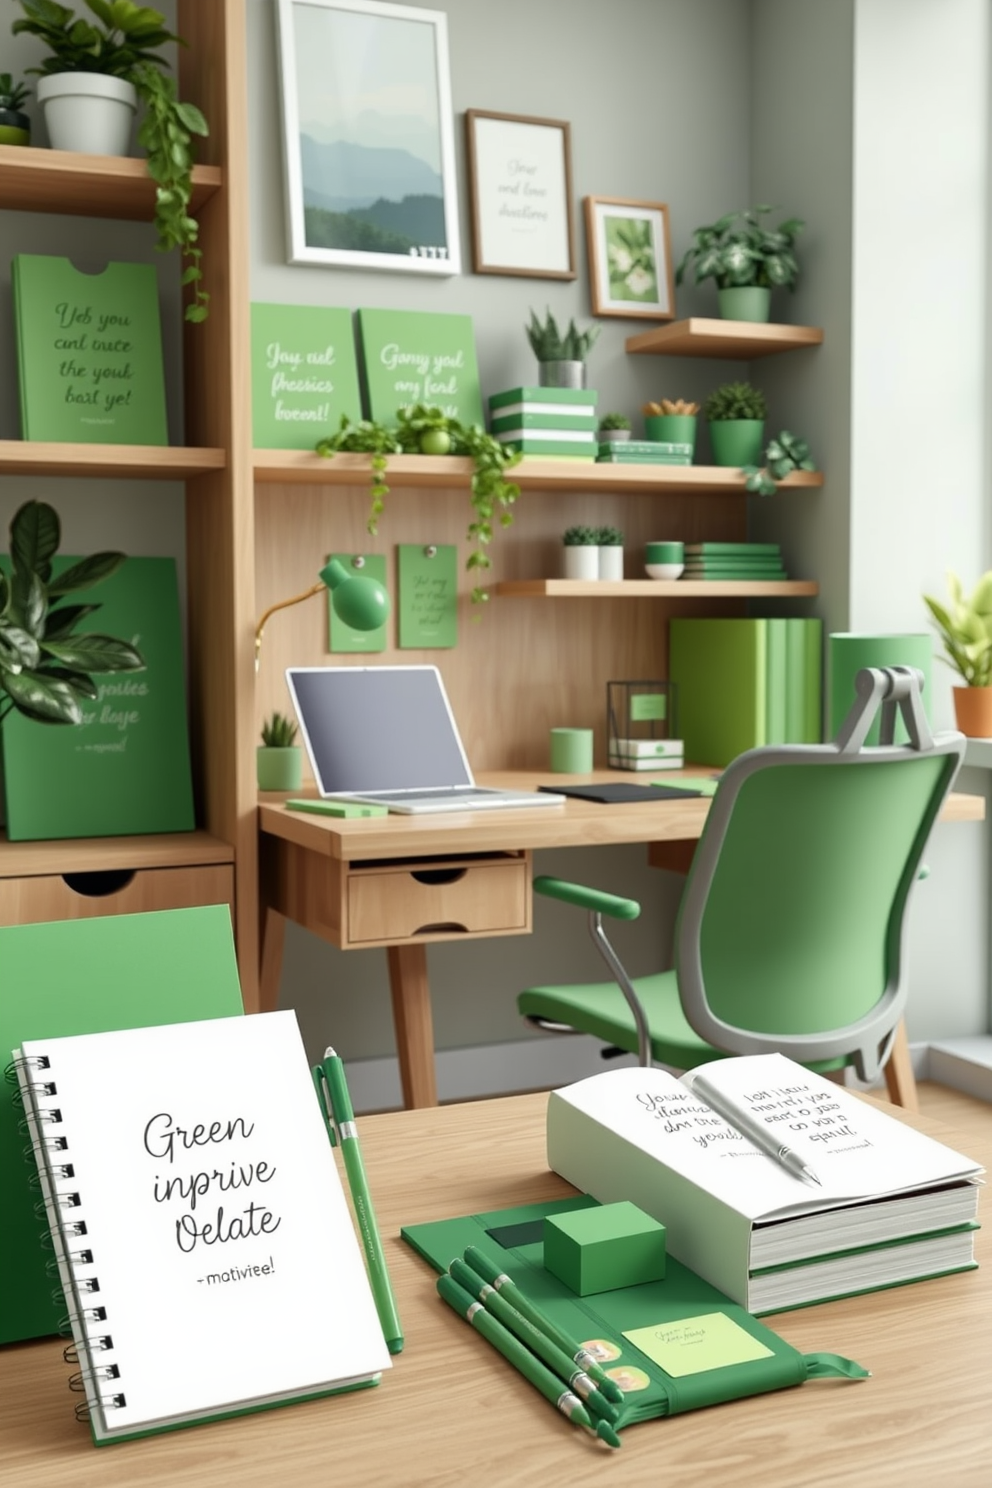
[286, 666, 474, 794]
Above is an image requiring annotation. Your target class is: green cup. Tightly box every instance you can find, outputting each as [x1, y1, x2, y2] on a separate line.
[550, 727, 594, 773]
[645, 541, 684, 579]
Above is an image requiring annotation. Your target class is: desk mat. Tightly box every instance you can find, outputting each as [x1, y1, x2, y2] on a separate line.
[402, 1197, 863, 1425]
[536, 784, 703, 804]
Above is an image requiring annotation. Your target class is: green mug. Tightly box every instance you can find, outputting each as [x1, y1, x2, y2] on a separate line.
[550, 727, 594, 773]
[645, 541, 684, 579]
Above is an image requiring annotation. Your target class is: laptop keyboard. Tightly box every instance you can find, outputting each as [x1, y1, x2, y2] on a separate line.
[367, 788, 498, 802]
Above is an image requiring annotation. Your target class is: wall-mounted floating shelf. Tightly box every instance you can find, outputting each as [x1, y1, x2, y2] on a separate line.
[0, 142, 222, 219]
[495, 578, 819, 599]
[626, 317, 824, 359]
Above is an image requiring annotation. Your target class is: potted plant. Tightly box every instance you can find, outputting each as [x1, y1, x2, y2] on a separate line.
[597, 413, 631, 445]
[525, 307, 600, 389]
[316, 405, 522, 605]
[13, 0, 210, 322]
[562, 526, 600, 581]
[703, 381, 768, 468]
[922, 570, 992, 736]
[257, 711, 302, 791]
[742, 430, 817, 495]
[675, 205, 804, 323]
[643, 397, 699, 458]
[0, 71, 31, 144]
[596, 525, 624, 581]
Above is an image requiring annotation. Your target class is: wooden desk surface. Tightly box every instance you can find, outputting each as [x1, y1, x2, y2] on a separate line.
[259, 769, 985, 863]
[2, 1087, 988, 1488]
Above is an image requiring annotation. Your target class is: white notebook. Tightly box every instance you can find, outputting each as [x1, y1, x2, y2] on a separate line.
[14, 1011, 391, 1444]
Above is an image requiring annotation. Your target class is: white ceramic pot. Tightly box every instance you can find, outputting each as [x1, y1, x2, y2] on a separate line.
[37, 73, 137, 156]
[598, 546, 624, 580]
[563, 546, 600, 580]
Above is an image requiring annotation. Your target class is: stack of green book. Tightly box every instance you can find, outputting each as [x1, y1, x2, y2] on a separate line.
[683, 542, 788, 579]
[668, 617, 823, 766]
[596, 439, 693, 465]
[489, 386, 598, 460]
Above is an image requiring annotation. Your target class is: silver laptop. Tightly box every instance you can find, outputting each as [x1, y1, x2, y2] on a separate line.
[285, 665, 566, 814]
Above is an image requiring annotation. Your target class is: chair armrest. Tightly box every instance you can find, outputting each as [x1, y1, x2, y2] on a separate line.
[533, 875, 641, 920]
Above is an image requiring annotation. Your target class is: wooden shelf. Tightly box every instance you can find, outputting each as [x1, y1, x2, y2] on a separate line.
[0, 829, 234, 878]
[495, 578, 819, 598]
[253, 449, 823, 496]
[0, 143, 222, 219]
[0, 440, 226, 479]
[626, 317, 824, 359]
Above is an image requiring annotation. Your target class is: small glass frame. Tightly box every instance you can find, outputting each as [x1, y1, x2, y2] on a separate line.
[607, 680, 680, 771]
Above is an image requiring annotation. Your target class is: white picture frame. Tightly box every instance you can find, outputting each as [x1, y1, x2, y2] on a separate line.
[465, 110, 576, 279]
[275, 0, 461, 275]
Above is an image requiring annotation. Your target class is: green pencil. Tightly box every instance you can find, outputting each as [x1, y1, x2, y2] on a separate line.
[464, 1245, 625, 1405]
[449, 1258, 620, 1426]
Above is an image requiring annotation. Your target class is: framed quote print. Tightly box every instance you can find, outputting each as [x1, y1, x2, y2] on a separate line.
[465, 110, 576, 279]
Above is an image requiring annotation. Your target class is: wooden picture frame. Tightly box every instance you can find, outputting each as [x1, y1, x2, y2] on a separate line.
[275, 0, 460, 275]
[465, 110, 576, 279]
[584, 196, 675, 319]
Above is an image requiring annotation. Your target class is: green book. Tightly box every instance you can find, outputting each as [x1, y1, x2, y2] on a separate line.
[402, 1192, 868, 1427]
[596, 451, 693, 465]
[668, 618, 767, 766]
[0, 557, 195, 841]
[784, 619, 807, 743]
[0, 906, 244, 1346]
[250, 302, 361, 448]
[805, 618, 824, 741]
[488, 385, 599, 411]
[12, 254, 168, 445]
[766, 618, 788, 745]
[357, 307, 483, 426]
[490, 411, 598, 434]
[685, 543, 781, 555]
[605, 441, 693, 456]
[682, 562, 788, 575]
[495, 434, 597, 458]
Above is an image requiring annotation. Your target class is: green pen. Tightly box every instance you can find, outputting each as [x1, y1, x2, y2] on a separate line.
[464, 1244, 625, 1405]
[449, 1258, 620, 1426]
[320, 1047, 404, 1355]
[437, 1274, 620, 1449]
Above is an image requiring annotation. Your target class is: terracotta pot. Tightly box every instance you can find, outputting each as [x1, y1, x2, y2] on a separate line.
[952, 685, 992, 737]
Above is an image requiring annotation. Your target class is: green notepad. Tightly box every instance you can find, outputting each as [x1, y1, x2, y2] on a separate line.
[402, 1197, 867, 1427]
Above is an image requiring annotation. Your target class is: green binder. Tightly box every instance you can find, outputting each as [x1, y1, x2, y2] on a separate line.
[0, 907, 244, 1345]
[402, 1197, 866, 1427]
[668, 619, 768, 767]
[765, 618, 788, 745]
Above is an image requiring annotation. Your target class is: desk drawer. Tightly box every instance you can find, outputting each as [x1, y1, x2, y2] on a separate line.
[347, 855, 531, 946]
[0, 864, 234, 926]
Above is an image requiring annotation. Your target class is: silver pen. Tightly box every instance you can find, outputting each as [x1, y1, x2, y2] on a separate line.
[689, 1074, 822, 1186]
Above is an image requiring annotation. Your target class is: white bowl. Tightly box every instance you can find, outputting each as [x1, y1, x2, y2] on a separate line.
[645, 562, 684, 580]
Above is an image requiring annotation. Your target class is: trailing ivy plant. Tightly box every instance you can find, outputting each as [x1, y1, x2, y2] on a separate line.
[742, 430, 817, 495]
[13, 0, 210, 321]
[316, 404, 521, 604]
[0, 499, 145, 727]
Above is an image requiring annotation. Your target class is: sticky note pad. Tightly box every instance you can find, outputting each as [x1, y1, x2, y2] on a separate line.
[543, 1201, 666, 1296]
[623, 1312, 773, 1377]
[285, 798, 388, 818]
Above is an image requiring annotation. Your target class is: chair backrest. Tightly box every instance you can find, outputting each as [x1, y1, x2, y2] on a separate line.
[674, 667, 965, 1081]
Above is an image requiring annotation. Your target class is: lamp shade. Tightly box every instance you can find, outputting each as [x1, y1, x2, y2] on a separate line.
[319, 558, 390, 631]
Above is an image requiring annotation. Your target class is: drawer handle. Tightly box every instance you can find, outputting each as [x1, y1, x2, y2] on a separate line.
[414, 922, 468, 935]
[411, 868, 467, 886]
[61, 870, 136, 898]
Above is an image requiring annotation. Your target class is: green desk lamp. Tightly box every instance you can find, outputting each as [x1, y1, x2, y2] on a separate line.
[254, 557, 389, 670]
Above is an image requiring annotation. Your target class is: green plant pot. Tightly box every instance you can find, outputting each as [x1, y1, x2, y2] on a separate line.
[0, 108, 30, 146]
[644, 414, 697, 458]
[257, 746, 302, 791]
[709, 419, 765, 468]
[717, 287, 772, 323]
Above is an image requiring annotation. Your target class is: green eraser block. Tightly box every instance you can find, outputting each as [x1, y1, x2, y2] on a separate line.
[543, 1201, 666, 1296]
[285, 798, 388, 818]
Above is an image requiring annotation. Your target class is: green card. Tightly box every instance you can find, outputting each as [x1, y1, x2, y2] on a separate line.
[357, 308, 484, 426]
[623, 1312, 774, 1377]
[0, 557, 195, 840]
[12, 254, 168, 444]
[250, 303, 362, 448]
[398, 544, 457, 649]
[631, 692, 667, 722]
[327, 553, 387, 653]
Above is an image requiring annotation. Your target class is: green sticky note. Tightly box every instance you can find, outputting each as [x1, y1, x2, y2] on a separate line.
[327, 553, 387, 653]
[250, 302, 361, 448]
[623, 1312, 774, 1378]
[631, 693, 667, 722]
[357, 308, 484, 426]
[398, 544, 457, 648]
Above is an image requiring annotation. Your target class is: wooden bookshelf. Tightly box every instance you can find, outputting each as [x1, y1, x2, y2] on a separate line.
[0, 440, 226, 480]
[0, 143, 221, 219]
[626, 317, 824, 359]
[495, 578, 819, 599]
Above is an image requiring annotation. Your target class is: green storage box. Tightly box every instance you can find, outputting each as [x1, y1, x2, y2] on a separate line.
[544, 1200, 666, 1296]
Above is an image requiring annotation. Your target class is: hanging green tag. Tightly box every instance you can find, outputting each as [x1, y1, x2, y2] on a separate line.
[327, 553, 387, 653]
[632, 692, 667, 722]
[398, 544, 457, 649]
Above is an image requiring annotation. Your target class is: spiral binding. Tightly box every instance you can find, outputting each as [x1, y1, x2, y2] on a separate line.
[13, 1053, 127, 1421]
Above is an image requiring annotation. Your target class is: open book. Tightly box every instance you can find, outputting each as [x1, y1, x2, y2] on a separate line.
[547, 1054, 983, 1313]
[14, 1011, 391, 1445]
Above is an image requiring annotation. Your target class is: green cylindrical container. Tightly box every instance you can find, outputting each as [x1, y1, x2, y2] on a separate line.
[708, 418, 764, 467]
[717, 286, 772, 322]
[257, 746, 303, 791]
[645, 414, 697, 458]
[827, 633, 933, 743]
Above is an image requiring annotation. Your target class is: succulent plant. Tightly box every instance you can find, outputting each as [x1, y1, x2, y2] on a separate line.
[260, 711, 298, 748]
[703, 381, 768, 422]
[526, 308, 600, 363]
[563, 526, 600, 546]
[598, 412, 631, 432]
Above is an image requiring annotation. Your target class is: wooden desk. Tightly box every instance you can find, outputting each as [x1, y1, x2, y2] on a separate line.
[258, 772, 985, 1108]
[1, 1086, 987, 1488]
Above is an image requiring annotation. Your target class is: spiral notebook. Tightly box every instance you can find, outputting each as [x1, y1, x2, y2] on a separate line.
[13, 1011, 391, 1445]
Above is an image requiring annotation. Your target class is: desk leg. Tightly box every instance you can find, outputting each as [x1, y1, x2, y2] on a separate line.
[257, 906, 287, 1015]
[386, 944, 438, 1109]
[883, 1019, 919, 1111]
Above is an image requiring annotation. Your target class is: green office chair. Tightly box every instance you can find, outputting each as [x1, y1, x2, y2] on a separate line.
[518, 667, 965, 1100]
